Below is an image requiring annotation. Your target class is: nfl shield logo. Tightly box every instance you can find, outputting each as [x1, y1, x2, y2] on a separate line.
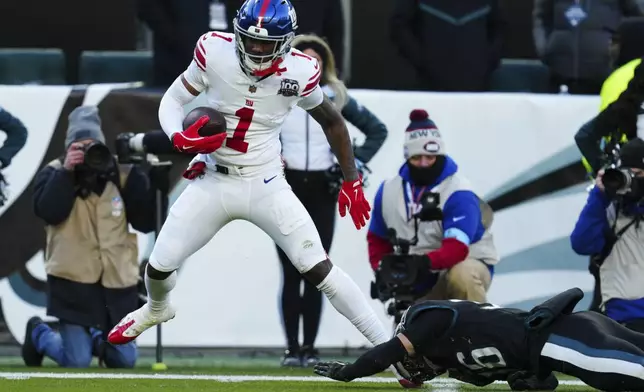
[111, 196, 124, 217]
[249, 85, 257, 93]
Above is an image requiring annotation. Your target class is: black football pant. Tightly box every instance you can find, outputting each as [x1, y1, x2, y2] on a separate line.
[540, 311, 644, 391]
[277, 169, 336, 351]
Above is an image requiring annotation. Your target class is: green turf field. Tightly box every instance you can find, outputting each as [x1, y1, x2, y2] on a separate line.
[0, 363, 595, 392]
[0, 348, 593, 392]
[0, 370, 593, 392]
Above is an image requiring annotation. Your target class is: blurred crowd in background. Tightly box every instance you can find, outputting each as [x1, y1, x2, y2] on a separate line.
[1, 0, 644, 94]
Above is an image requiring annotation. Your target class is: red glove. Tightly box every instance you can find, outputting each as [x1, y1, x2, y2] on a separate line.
[338, 177, 371, 230]
[172, 115, 227, 154]
[182, 161, 206, 180]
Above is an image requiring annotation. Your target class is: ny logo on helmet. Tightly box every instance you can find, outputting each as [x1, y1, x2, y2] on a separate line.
[288, 6, 298, 30]
[278, 79, 299, 97]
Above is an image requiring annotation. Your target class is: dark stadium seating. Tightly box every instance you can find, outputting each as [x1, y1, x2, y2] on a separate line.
[490, 59, 551, 93]
[0, 48, 66, 85]
[79, 51, 153, 85]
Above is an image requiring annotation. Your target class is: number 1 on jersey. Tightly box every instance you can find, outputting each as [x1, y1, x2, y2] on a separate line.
[226, 107, 254, 153]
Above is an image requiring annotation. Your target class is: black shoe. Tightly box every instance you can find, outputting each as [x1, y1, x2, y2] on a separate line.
[22, 316, 45, 367]
[280, 348, 302, 367]
[301, 345, 320, 367]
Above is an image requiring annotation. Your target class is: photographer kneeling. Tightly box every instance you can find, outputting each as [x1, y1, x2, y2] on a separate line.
[368, 110, 498, 320]
[571, 137, 644, 332]
[22, 106, 158, 368]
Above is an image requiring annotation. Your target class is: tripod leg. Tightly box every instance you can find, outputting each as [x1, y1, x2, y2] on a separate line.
[152, 184, 170, 370]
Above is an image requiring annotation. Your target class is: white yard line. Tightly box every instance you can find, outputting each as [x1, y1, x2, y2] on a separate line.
[0, 372, 587, 386]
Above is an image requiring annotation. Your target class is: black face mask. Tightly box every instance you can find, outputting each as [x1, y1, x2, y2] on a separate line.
[407, 156, 446, 186]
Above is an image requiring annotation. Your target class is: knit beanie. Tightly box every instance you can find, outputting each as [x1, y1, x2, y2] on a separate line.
[404, 109, 445, 159]
[65, 106, 105, 149]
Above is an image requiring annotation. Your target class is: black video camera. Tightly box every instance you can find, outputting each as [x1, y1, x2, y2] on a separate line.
[370, 229, 432, 323]
[370, 191, 441, 322]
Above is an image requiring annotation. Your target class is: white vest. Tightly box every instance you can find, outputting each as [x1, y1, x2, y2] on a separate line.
[600, 205, 644, 307]
[280, 85, 337, 171]
[381, 174, 499, 266]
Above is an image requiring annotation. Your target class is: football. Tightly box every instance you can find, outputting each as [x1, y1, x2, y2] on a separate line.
[182, 106, 227, 136]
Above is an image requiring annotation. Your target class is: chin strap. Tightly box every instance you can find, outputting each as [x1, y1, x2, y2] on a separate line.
[252, 57, 287, 77]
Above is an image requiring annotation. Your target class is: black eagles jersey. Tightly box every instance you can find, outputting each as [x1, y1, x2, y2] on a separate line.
[400, 299, 532, 382]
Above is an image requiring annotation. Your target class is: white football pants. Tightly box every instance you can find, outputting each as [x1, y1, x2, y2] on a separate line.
[149, 161, 328, 274]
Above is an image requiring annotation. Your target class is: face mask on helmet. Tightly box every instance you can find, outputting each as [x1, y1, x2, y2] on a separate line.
[236, 30, 289, 73]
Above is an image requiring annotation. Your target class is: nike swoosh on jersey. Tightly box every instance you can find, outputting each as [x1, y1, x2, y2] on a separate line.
[453, 216, 466, 222]
[264, 175, 277, 184]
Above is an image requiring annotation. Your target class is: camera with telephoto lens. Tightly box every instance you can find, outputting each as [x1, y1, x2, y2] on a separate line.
[600, 142, 644, 196]
[603, 167, 639, 195]
[370, 191, 441, 323]
[115, 132, 145, 164]
[82, 141, 113, 172]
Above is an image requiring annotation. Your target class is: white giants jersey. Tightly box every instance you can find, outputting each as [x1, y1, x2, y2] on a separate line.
[183, 31, 324, 167]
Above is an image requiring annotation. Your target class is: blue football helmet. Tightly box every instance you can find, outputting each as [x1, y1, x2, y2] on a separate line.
[233, 0, 298, 74]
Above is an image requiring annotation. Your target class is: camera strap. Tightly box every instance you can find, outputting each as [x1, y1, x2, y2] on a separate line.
[589, 204, 639, 271]
[612, 215, 639, 239]
[604, 203, 639, 253]
[404, 181, 429, 221]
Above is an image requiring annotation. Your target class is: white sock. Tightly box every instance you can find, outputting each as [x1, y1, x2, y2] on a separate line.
[145, 270, 177, 313]
[316, 266, 389, 346]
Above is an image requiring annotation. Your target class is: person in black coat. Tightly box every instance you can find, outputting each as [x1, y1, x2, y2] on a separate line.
[138, 0, 210, 88]
[390, 0, 504, 92]
[22, 106, 157, 369]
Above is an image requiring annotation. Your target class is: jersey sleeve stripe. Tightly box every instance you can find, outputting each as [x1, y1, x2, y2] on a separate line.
[301, 88, 317, 98]
[301, 72, 322, 96]
[308, 69, 321, 82]
[193, 53, 206, 71]
[194, 42, 207, 71]
[193, 56, 206, 71]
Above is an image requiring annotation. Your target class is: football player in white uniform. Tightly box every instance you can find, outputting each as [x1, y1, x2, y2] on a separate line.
[107, 0, 395, 371]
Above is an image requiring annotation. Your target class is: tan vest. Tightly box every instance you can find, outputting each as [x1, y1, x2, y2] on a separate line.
[44, 159, 139, 288]
[381, 173, 499, 266]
